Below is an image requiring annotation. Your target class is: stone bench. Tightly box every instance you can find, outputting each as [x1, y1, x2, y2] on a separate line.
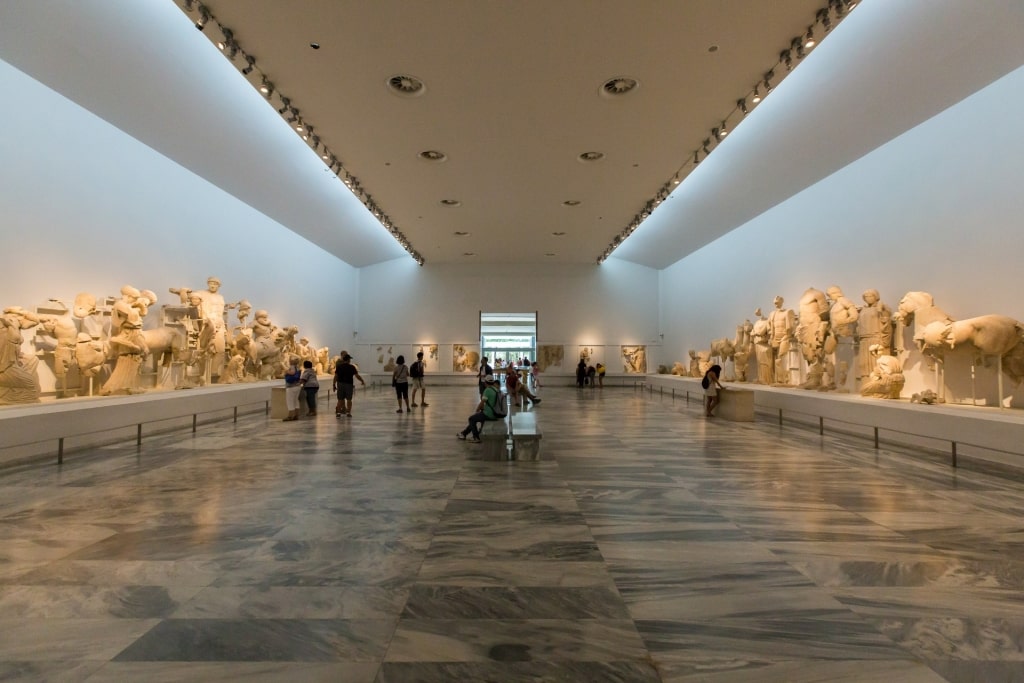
[509, 412, 542, 460]
[478, 418, 511, 460]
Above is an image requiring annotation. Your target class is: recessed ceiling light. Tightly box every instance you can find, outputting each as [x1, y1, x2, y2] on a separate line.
[462, 252, 475, 256]
[387, 74, 426, 97]
[310, 42, 320, 50]
[453, 231, 469, 236]
[707, 45, 719, 53]
[419, 150, 448, 162]
[563, 200, 581, 207]
[578, 152, 604, 163]
[440, 199, 462, 207]
[552, 231, 567, 236]
[600, 76, 639, 97]
[545, 253, 556, 257]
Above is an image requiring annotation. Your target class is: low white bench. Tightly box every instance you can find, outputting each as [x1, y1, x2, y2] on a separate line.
[509, 412, 542, 460]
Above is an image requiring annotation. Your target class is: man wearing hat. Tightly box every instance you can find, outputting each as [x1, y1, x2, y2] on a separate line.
[333, 353, 365, 417]
[457, 374, 504, 442]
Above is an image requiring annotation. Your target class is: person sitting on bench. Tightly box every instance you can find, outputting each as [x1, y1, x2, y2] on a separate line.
[505, 364, 541, 405]
[458, 375, 505, 442]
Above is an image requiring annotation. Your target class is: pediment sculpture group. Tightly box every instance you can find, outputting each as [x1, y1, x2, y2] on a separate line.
[665, 286, 1024, 403]
[1, 277, 329, 405]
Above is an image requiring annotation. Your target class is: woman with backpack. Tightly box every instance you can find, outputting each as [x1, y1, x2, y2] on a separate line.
[410, 351, 429, 408]
[702, 364, 725, 417]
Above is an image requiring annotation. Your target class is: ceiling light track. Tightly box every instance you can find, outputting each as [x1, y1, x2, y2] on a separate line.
[172, 1, 424, 266]
[597, 0, 856, 264]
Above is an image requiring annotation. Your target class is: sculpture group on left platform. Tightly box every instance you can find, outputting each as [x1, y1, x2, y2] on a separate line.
[1, 277, 329, 405]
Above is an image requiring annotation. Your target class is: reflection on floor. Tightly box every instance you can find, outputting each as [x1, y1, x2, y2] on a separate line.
[2, 384, 1023, 682]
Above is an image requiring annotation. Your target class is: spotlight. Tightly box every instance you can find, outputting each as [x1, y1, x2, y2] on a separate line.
[242, 54, 256, 75]
[260, 78, 274, 97]
[738, 98, 748, 115]
[751, 85, 761, 104]
[763, 70, 774, 94]
[804, 27, 815, 49]
[702, 138, 711, 155]
[792, 37, 805, 61]
[781, 48, 793, 71]
[285, 107, 299, 123]
[195, 5, 210, 30]
[277, 96, 291, 114]
[693, 151, 700, 166]
[217, 27, 233, 51]
[183, 0, 196, 10]
[713, 127, 723, 142]
[719, 120, 728, 137]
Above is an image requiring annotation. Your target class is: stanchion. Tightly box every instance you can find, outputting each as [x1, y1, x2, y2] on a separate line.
[192, 415, 197, 433]
[233, 406, 238, 423]
[136, 424, 142, 447]
[952, 441, 958, 468]
[58, 438, 64, 464]
[873, 426, 879, 449]
[819, 416, 824, 435]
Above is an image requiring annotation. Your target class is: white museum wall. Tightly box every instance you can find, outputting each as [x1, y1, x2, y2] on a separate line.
[356, 258, 660, 373]
[0, 59, 359, 389]
[658, 63, 1024, 405]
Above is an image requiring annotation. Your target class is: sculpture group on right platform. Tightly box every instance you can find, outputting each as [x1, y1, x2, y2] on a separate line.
[672, 285, 1024, 409]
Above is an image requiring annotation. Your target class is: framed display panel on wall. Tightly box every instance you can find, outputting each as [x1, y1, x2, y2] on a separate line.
[452, 344, 480, 373]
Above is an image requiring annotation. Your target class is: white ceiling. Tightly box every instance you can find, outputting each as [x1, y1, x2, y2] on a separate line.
[1, 0, 1022, 269]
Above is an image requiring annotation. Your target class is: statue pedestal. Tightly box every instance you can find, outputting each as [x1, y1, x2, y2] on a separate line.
[718, 388, 754, 422]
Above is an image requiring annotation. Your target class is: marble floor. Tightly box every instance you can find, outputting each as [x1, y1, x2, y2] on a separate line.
[2, 384, 1024, 682]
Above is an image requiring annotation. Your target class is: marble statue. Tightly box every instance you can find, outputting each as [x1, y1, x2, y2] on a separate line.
[750, 309, 772, 384]
[73, 292, 105, 339]
[856, 289, 893, 381]
[109, 285, 143, 347]
[671, 361, 687, 376]
[796, 288, 830, 388]
[196, 276, 227, 378]
[621, 345, 647, 374]
[687, 350, 700, 377]
[75, 333, 107, 381]
[826, 285, 859, 346]
[0, 309, 41, 404]
[860, 344, 905, 399]
[100, 311, 149, 396]
[4, 306, 77, 384]
[768, 296, 796, 385]
[895, 291, 1024, 383]
[732, 320, 753, 383]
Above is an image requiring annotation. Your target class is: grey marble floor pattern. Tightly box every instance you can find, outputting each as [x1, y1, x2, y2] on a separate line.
[2, 384, 1023, 681]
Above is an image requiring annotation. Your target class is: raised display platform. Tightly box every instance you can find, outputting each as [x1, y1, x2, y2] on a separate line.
[0, 382, 274, 466]
[644, 374, 1024, 472]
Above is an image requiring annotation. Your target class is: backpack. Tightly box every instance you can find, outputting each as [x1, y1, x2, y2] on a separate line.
[410, 361, 423, 378]
[487, 388, 508, 418]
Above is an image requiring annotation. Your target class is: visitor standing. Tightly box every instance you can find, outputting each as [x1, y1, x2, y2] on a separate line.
[392, 354, 411, 413]
[333, 353, 365, 418]
[410, 351, 429, 408]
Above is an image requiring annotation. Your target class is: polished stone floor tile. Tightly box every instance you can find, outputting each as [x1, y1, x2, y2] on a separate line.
[3, 385, 1024, 681]
[112, 618, 395, 661]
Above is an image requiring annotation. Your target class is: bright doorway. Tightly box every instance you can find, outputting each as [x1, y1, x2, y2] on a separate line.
[480, 312, 537, 367]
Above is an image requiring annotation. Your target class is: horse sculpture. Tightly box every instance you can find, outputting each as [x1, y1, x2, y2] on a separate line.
[895, 291, 1024, 384]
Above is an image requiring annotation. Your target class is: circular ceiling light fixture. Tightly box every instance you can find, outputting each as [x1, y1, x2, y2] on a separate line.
[545, 253, 556, 257]
[462, 252, 475, 256]
[440, 199, 462, 207]
[578, 151, 605, 163]
[562, 200, 581, 206]
[387, 74, 426, 97]
[419, 150, 447, 162]
[707, 44, 719, 53]
[600, 76, 639, 98]
[552, 231, 567, 236]
[453, 231, 469, 236]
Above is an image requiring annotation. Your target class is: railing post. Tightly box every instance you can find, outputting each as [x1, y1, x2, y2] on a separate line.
[873, 426, 879, 449]
[233, 406, 238, 423]
[778, 409, 783, 426]
[952, 441, 958, 468]
[137, 424, 142, 447]
[819, 416, 824, 435]
[58, 437, 64, 465]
